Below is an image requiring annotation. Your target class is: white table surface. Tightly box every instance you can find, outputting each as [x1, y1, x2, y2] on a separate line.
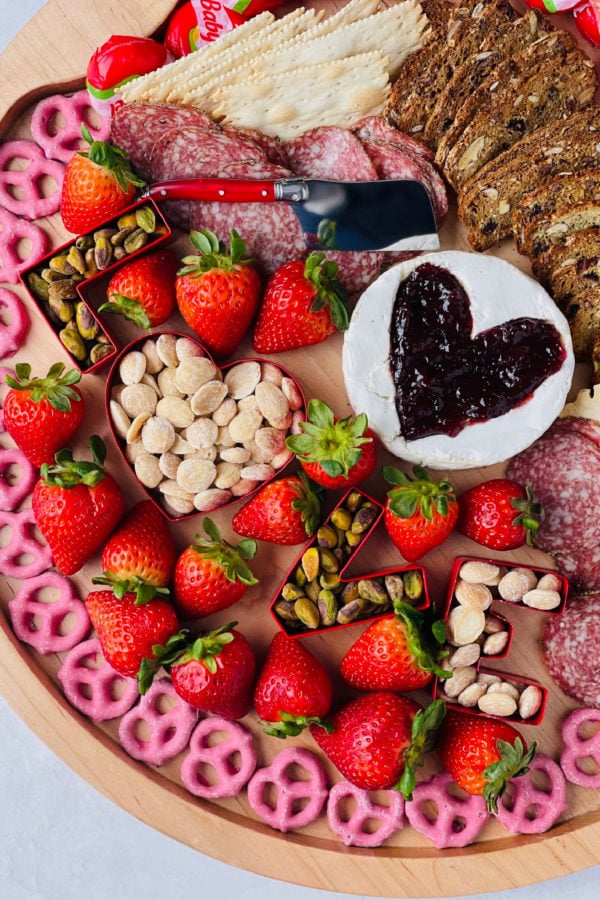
[2, 3, 600, 899]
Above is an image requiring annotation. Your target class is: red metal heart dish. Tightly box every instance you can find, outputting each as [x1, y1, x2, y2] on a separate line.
[105, 331, 306, 521]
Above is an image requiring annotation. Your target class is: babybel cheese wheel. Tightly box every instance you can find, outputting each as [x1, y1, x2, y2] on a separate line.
[86, 35, 172, 117]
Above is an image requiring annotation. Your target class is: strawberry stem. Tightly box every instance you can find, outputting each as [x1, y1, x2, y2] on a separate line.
[40, 435, 109, 489]
[261, 711, 334, 739]
[383, 465, 456, 521]
[79, 124, 144, 191]
[190, 517, 258, 586]
[393, 600, 451, 680]
[178, 228, 252, 276]
[285, 398, 373, 478]
[482, 737, 537, 814]
[510, 484, 542, 546]
[302, 251, 348, 333]
[5, 362, 82, 412]
[397, 698, 447, 799]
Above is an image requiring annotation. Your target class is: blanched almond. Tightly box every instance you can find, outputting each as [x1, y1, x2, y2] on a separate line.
[446, 605, 486, 645]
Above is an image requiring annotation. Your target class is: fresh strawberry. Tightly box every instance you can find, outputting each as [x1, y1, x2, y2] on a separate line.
[60, 126, 143, 234]
[340, 600, 450, 693]
[175, 228, 261, 359]
[310, 693, 445, 794]
[285, 398, 377, 489]
[3, 362, 85, 468]
[143, 622, 256, 718]
[92, 500, 177, 603]
[456, 478, 542, 551]
[31, 435, 126, 576]
[86, 588, 179, 678]
[99, 249, 179, 328]
[383, 465, 458, 562]
[231, 471, 323, 545]
[254, 631, 333, 737]
[252, 252, 349, 353]
[173, 517, 257, 620]
[436, 710, 537, 812]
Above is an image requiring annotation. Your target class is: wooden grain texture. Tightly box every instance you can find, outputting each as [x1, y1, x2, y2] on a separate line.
[1, 1, 600, 896]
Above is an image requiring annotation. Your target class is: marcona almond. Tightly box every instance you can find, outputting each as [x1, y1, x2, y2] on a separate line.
[518, 684, 543, 719]
[447, 642, 481, 668]
[477, 692, 518, 717]
[454, 578, 493, 610]
[458, 560, 501, 584]
[119, 350, 146, 385]
[522, 588, 562, 610]
[446, 605, 486, 645]
[441, 665, 478, 698]
[482, 630, 509, 656]
[457, 681, 488, 708]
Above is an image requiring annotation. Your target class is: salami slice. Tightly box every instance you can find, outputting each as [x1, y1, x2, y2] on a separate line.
[542, 593, 600, 707]
[506, 423, 600, 557]
[221, 124, 289, 168]
[359, 137, 448, 224]
[350, 115, 436, 164]
[552, 543, 600, 593]
[110, 102, 218, 179]
[285, 126, 378, 181]
[148, 125, 268, 183]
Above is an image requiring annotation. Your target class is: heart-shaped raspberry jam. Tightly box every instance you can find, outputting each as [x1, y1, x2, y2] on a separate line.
[390, 263, 567, 441]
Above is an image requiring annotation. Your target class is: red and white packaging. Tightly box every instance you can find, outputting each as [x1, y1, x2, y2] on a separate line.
[164, 1, 285, 57]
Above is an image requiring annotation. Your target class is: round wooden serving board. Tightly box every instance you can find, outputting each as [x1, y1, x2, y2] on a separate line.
[2, 1, 600, 896]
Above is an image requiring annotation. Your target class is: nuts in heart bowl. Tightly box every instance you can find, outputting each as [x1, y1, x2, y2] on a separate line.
[105, 331, 306, 521]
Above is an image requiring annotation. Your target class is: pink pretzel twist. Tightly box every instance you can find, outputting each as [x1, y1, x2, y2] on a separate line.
[0, 288, 29, 359]
[180, 715, 257, 799]
[0, 140, 64, 219]
[0, 507, 53, 578]
[327, 780, 405, 847]
[8, 570, 90, 654]
[0, 446, 36, 511]
[57, 637, 139, 721]
[495, 753, 567, 834]
[404, 771, 489, 848]
[30, 90, 110, 163]
[0, 366, 15, 432]
[560, 707, 600, 788]
[247, 747, 328, 833]
[0, 207, 49, 284]
[119, 677, 198, 766]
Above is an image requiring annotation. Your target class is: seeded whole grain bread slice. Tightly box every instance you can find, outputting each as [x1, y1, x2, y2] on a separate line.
[548, 255, 600, 305]
[442, 40, 597, 191]
[562, 281, 600, 360]
[435, 25, 576, 171]
[513, 168, 600, 253]
[384, 0, 518, 147]
[425, 9, 546, 155]
[526, 202, 600, 271]
[533, 226, 600, 288]
[457, 106, 600, 252]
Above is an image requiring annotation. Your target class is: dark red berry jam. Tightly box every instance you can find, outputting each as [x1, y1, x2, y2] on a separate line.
[390, 263, 566, 441]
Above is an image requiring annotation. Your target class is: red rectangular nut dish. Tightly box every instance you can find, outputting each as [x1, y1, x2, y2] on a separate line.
[270, 486, 430, 638]
[19, 198, 171, 373]
[433, 555, 568, 726]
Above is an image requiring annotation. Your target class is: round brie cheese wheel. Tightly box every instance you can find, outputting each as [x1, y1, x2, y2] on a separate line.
[342, 251, 575, 470]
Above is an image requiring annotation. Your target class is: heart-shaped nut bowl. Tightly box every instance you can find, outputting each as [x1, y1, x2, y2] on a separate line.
[105, 331, 306, 521]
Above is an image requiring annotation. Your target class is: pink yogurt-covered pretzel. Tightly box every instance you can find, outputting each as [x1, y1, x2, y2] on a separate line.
[180, 715, 257, 799]
[8, 570, 90, 653]
[247, 747, 328, 833]
[0, 288, 29, 359]
[0, 366, 15, 432]
[327, 780, 405, 847]
[0, 140, 64, 220]
[560, 707, 600, 788]
[0, 207, 48, 284]
[0, 446, 36, 511]
[119, 677, 198, 766]
[404, 771, 489, 849]
[0, 506, 53, 578]
[57, 637, 139, 721]
[30, 90, 110, 163]
[495, 753, 567, 834]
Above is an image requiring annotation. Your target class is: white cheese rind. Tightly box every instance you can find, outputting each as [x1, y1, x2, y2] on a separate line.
[342, 251, 575, 470]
